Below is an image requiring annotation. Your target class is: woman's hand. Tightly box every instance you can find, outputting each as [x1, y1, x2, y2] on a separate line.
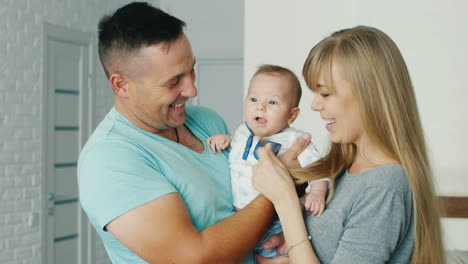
[278, 133, 311, 169]
[253, 133, 319, 264]
[252, 133, 310, 206]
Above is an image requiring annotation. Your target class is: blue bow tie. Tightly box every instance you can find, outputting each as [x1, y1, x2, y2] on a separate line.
[253, 140, 281, 160]
[242, 134, 282, 160]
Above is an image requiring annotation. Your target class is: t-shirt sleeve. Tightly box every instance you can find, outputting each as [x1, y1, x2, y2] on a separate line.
[78, 139, 177, 231]
[330, 187, 411, 264]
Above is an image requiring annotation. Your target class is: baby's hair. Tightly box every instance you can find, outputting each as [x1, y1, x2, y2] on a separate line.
[253, 64, 302, 107]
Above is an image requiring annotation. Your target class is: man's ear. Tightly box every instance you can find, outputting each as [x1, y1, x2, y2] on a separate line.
[288, 107, 300, 124]
[109, 73, 130, 98]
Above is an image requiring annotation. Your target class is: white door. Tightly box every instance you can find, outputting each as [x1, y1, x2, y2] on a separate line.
[43, 23, 93, 264]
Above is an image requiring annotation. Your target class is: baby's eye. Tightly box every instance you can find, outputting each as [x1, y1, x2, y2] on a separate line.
[250, 98, 257, 102]
[268, 101, 277, 105]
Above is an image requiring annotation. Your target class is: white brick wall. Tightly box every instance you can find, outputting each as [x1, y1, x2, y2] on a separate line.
[0, 0, 131, 263]
[1, 1, 245, 263]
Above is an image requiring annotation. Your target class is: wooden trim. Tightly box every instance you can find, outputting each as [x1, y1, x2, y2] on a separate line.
[438, 196, 468, 218]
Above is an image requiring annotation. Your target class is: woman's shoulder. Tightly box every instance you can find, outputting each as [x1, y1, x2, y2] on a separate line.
[365, 163, 405, 179]
[344, 164, 409, 192]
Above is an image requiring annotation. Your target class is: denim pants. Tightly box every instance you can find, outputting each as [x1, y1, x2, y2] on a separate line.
[254, 219, 282, 258]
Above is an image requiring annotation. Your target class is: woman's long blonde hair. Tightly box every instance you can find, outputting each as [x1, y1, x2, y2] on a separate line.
[293, 26, 444, 263]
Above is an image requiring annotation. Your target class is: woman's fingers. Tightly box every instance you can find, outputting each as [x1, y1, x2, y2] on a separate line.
[279, 133, 311, 168]
[253, 147, 297, 205]
[256, 143, 275, 159]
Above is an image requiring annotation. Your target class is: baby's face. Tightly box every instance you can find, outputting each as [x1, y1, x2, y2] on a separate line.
[244, 73, 297, 137]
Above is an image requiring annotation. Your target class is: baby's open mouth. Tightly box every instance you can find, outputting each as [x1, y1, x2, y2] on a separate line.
[255, 117, 267, 124]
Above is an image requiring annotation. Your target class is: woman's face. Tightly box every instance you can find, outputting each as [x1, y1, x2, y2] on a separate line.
[311, 63, 365, 145]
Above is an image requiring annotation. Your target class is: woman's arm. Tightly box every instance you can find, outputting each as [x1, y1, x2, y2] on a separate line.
[253, 144, 320, 264]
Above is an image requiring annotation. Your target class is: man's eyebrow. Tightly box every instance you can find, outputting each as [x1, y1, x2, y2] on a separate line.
[162, 58, 197, 86]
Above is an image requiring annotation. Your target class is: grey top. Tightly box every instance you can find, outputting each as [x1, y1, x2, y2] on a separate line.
[306, 164, 414, 264]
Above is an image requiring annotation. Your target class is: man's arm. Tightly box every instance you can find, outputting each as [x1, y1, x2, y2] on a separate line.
[106, 133, 311, 264]
[107, 192, 274, 264]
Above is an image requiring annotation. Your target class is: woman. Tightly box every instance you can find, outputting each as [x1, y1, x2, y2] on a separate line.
[253, 26, 445, 264]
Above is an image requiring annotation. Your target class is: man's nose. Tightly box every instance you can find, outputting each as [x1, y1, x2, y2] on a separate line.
[181, 79, 197, 98]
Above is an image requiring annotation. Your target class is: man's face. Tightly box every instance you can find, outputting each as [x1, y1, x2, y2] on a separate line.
[121, 34, 197, 134]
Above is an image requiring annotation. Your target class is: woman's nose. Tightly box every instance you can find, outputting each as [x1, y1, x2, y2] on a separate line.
[311, 95, 322, 111]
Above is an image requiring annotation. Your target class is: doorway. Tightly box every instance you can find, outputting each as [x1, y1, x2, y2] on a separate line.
[42, 23, 94, 264]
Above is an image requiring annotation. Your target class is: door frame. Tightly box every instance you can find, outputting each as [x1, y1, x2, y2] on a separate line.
[41, 22, 95, 264]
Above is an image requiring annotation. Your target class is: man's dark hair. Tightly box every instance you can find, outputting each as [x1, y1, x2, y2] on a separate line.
[98, 2, 186, 77]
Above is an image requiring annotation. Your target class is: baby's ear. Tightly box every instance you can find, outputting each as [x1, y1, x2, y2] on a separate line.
[288, 107, 300, 124]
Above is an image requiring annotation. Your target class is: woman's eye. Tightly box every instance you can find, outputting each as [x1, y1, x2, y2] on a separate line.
[320, 93, 330, 98]
[268, 101, 277, 105]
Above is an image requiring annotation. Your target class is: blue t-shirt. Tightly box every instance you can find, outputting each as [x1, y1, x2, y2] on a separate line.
[78, 106, 255, 263]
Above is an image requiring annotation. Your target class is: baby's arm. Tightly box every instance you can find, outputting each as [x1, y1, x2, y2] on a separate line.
[304, 180, 328, 216]
[207, 134, 232, 153]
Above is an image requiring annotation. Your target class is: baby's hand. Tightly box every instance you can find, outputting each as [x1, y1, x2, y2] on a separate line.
[304, 191, 326, 216]
[207, 134, 232, 153]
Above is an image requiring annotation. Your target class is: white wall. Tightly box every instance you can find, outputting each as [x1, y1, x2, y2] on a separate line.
[161, 0, 244, 59]
[161, 0, 245, 133]
[0, 1, 244, 263]
[0, 0, 129, 263]
[245, 0, 468, 251]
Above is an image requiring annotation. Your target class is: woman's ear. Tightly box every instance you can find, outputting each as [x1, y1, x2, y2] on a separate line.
[288, 107, 300, 124]
[109, 73, 130, 98]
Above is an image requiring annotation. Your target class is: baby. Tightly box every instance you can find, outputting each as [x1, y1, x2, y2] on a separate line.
[207, 64, 329, 257]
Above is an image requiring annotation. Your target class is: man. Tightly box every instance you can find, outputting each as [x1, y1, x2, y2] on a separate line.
[78, 2, 309, 263]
